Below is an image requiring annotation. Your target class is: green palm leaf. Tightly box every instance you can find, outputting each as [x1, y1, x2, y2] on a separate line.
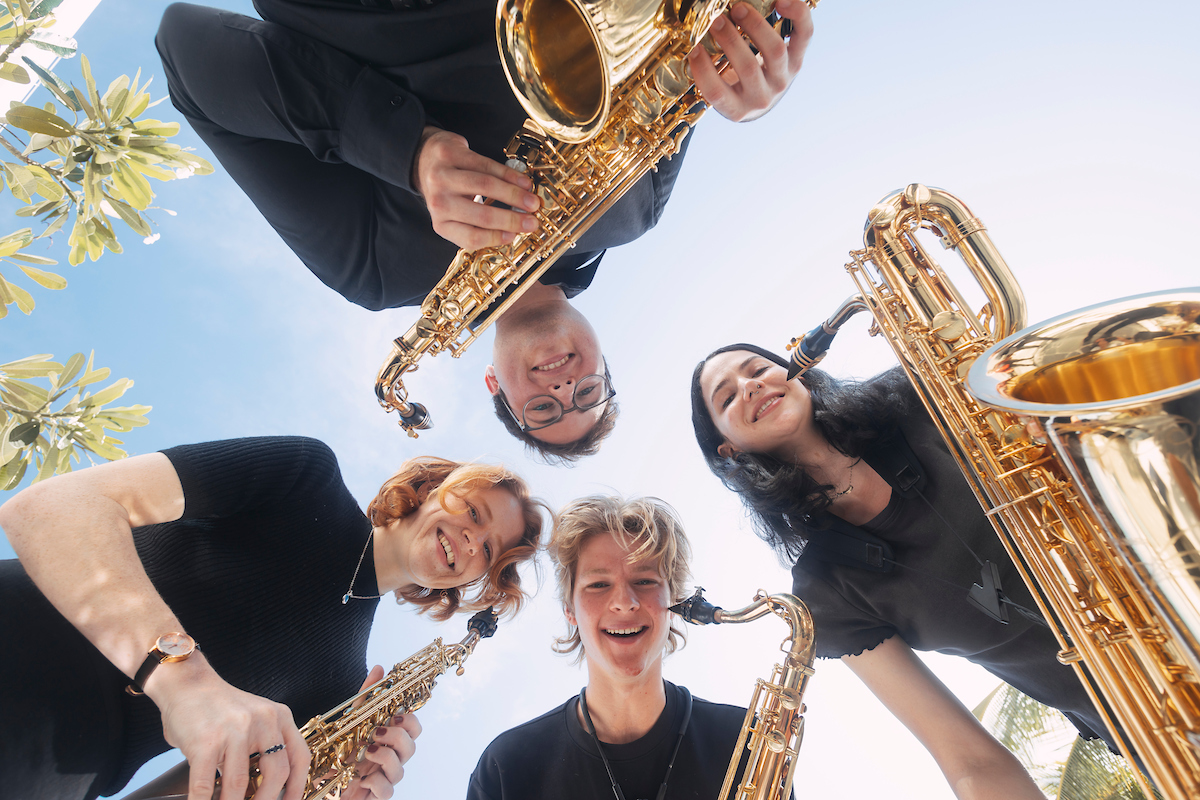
[974, 684, 1158, 800]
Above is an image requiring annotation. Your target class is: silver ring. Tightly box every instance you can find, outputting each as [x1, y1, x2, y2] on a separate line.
[264, 743, 286, 755]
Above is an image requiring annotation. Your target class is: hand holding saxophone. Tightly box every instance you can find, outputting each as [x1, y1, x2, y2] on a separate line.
[331, 665, 423, 800]
[688, 0, 814, 122]
[149, 660, 310, 800]
[413, 126, 542, 251]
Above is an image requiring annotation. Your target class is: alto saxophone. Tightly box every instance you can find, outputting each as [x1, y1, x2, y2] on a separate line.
[671, 588, 814, 800]
[240, 607, 498, 800]
[789, 183, 1200, 799]
[374, 0, 819, 437]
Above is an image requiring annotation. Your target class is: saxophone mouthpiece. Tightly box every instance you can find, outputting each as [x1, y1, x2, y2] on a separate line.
[400, 402, 432, 431]
[784, 294, 871, 380]
[784, 325, 832, 381]
[468, 606, 500, 639]
[670, 587, 723, 626]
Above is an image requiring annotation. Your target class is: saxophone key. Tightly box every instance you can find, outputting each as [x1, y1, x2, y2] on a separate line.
[654, 58, 690, 99]
[779, 687, 802, 710]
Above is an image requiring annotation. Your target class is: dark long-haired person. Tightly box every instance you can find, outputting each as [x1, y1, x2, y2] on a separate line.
[691, 345, 1123, 800]
[0, 436, 545, 800]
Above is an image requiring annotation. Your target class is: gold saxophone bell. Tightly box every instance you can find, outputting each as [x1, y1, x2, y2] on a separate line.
[496, 0, 783, 142]
[791, 183, 1200, 799]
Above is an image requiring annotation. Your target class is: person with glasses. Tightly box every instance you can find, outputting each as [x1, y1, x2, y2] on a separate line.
[483, 280, 619, 461]
[154, 0, 815, 463]
[496, 371, 615, 436]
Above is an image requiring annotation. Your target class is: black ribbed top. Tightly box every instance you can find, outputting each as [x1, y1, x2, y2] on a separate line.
[109, 436, 378, 795]
[1, 436, 382, 798]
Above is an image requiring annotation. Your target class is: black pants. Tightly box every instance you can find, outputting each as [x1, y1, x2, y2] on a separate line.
[155, 1, 690, 311]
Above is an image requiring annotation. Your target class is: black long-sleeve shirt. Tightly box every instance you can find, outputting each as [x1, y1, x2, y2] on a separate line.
[156, 1, 691, 311]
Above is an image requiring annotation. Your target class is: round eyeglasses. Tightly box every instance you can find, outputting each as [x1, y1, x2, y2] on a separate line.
[504, 373, 616, 432]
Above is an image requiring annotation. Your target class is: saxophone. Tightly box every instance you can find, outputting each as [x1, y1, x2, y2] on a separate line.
[374, 0, 819, 437]
[671, 588, 814, 800]
[788, 183, 1200, 800]
[240, 607, 498, 800]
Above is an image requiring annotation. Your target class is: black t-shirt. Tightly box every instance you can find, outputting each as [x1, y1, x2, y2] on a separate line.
[467, 681, 750, 800]
[0, 437, 379, 800]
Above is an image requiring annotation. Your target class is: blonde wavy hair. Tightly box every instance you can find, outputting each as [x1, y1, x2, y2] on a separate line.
[366, 457, 546, 621]
[549, 495, 692, 659]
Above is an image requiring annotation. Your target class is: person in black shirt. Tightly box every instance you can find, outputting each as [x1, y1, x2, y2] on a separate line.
[691, 345, 1117, 799]
[154, 0, 816, 462]
[468, 495, 752, 800]
[0, 437, 546, 800]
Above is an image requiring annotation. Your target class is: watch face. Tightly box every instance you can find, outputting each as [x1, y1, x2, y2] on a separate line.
[157, 632, 195, 657]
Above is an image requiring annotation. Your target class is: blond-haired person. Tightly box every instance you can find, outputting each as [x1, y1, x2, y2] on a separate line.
[467, 496, 761, 800]
[0, 436, 545, 800]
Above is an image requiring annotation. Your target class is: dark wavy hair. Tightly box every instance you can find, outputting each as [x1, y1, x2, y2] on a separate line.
[690, 344, 911, 562]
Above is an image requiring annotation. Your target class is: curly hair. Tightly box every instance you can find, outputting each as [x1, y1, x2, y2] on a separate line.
[549, 495, 692, 661]
[690, 344, 912, 562]
[491, 358, 618, 465]
[366, 458, 547, 621]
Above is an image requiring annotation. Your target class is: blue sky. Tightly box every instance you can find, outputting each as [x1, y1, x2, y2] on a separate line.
[2, 0, 1199, 797]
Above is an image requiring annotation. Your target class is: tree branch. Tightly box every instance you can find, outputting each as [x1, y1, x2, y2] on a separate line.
[0, 21, 37, 66]
[0, 132, 82, 209]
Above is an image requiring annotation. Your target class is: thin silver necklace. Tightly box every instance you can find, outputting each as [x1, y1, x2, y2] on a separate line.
[832, 458, 862, 498]
[342, 529, 385, 604]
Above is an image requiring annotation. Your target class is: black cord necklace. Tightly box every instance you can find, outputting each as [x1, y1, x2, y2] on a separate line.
[579, 685, 693, 800]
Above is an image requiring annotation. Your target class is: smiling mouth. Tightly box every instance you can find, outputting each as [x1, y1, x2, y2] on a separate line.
[754, 396, 781, 422]
[533, 354, 572, 372]
[604, 626, 648, 637]
[437, 530, 455, 567]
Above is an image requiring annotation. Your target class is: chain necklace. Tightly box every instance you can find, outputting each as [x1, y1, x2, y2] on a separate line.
[342, 529, 386, 604]
[831, 458, 862, 498]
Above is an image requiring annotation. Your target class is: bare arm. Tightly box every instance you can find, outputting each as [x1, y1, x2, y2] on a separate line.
[0, 454, 310, 800]
[842, 636, 1044, 800]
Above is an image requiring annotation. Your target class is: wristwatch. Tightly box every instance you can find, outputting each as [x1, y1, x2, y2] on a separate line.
[126, 632, 199, 696]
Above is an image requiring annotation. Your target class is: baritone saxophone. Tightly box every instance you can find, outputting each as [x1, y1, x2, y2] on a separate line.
[788, 183, 1200, 800]
[374, 0, 819, 437]
[672, 588, 814, 800]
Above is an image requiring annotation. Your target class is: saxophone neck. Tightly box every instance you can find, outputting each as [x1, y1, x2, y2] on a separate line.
[672, 589, 815, 663]
[450, 606, 500, 667]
